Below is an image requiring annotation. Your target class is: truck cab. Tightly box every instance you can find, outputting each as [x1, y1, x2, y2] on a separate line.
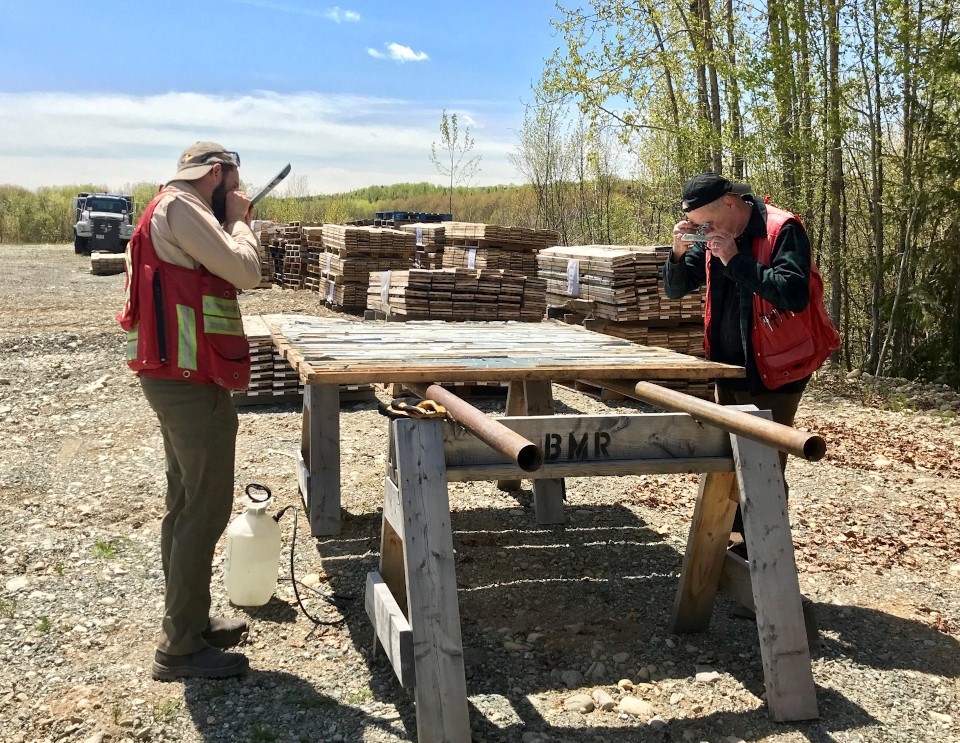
[73, 192, 135, 254]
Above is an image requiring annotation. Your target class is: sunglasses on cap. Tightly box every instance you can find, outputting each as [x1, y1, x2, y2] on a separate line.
[197, 150, 241, 167]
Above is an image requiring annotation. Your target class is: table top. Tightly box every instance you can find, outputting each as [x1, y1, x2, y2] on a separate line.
[261, 314, 744, 384]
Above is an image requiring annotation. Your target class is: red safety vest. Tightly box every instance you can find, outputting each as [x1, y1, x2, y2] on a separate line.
[116, 191, 251, 390]
[703, 203, 840, 389]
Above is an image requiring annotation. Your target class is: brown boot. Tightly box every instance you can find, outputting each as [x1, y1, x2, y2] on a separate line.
[152, 645, 249, 681]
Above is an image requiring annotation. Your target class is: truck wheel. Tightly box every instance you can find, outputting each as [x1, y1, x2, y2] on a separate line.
[119, 240, 129, 252]
[74, 234, 89, 254]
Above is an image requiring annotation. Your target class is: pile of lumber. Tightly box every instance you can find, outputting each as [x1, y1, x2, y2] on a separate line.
[399, 223, 446, 269]
[90, 252, 125, 276]
[303, 226, 324, 293]
[366, 268, 546, 321]
[539, 244, 708, 381]
[253, 221, 276, 287]
[231, 315, 375, 406]
[316, 225, 416, 310]
[441, 222, 560, 278]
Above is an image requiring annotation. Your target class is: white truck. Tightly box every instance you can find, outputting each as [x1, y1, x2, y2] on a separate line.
[73, 192, 134, 254]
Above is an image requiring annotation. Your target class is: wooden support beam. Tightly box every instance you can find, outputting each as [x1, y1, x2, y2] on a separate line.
[497, 380, 527, 491]
[299, 383, 341, 536]
[392, 419, 471, 742]
[731, 418, 818, 721]
[523, 380, 566, 525]
[719, 549, 754, 612]
[670, 471, 739, 633]
[366, 571, 415, 688]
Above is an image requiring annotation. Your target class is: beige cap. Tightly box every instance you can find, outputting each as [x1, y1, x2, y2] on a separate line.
[171, 141, 239, 182]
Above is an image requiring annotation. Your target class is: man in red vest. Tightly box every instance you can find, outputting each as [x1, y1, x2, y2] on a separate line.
[119, 142, 263, 679]
[664, 173, 838, 638]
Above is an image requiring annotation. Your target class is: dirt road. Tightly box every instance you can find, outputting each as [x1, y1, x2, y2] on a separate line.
[0, 245, 957, 742]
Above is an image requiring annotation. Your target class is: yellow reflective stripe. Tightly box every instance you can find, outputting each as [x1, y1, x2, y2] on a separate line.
[203, 314, 245, 336]
[126, 329, 138, 360]
[176, 305, 197, 370]
[202, 295, 241, 319]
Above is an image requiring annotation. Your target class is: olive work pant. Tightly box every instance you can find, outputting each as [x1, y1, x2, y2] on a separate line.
[140, 376, 238, 656]
[714, 383, 804, 536]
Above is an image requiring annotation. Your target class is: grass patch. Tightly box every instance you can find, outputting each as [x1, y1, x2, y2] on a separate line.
[286, 692, 337, 710]
[92, 540, 117, 559]
[249, 722, 278, 741]
[36, 616, 50, 633]
[345, 688, 373, 705]
[153, 698, 181, 723]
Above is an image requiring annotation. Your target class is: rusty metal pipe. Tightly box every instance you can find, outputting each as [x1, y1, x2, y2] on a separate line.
[593, 379, 827, 462]
[405, 383, 544, 472]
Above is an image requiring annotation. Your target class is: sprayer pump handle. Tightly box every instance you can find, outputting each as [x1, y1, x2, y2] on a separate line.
[245, 482, 272, 503]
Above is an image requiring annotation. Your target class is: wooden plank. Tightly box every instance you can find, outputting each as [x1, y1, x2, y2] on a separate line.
[524, 380, 566, 525]
[669, 471, 739, 633]
[300, 384, 341, 536]
[365, 571, 415, 688]
[719, 550, 754, 612]
[261, 315, 743, 385]
[497, 381, 526, 491]
[445, 457, 734, 481]
[392, 418, 471, 742]
[731, 416, 818, 722]
[442, 413, 734, 467]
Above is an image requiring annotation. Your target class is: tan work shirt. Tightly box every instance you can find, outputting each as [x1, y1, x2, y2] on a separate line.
[150, 180, 262, 290]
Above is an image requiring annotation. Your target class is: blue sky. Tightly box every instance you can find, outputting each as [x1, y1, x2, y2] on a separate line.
[0, 1, 564, 193]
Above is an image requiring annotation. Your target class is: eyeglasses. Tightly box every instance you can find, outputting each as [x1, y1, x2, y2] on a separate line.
[199, 150, 240, 167]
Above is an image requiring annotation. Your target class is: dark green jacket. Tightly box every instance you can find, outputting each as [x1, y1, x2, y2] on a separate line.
[662, 196, 812, 393]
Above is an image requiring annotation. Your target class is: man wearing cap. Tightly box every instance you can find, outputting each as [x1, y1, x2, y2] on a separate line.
[663, 173, 836, 641]
[118, 142, 262, 679]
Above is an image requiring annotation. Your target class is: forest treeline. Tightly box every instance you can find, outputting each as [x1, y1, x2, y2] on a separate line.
[2, 0, 958, 384]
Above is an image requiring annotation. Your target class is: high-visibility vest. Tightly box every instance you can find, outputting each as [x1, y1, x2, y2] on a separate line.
[116, 191, 251, 390]
[704, 203, 840, 389]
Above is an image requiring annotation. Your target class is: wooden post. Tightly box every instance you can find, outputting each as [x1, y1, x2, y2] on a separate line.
[392, 418, 471, 742]
[731, 418, 818, 721]
[523, 380, 567, 525]
[670, 471, 739, 633]
[496, 380, 526, 491]
[298, 383, 341, 536]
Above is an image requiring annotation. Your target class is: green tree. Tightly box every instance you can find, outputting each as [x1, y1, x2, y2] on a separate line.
[429, 110, 482, 215]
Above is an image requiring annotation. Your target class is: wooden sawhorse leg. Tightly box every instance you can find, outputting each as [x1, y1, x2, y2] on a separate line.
[367, 418, 471, 743]
[298, 383, 341, 536]
[670, 416, 818, 722]
[496, 380, 566, 525]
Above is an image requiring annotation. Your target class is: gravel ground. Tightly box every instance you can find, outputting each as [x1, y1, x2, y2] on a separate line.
[0, 244, 958, 743]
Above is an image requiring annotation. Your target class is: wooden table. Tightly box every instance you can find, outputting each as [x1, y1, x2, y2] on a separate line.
[263, 315, 743, 537]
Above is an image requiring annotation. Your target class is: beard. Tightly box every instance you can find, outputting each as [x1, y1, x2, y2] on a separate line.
[211, 180, 228, 224]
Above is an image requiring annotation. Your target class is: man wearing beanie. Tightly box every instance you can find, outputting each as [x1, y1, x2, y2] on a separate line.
[117, 142, 262, 679]
[663, 173, 839, 640]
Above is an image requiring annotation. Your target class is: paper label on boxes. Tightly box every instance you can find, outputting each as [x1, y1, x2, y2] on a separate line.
[567, 258, 580, 297]
[416, 226, 423, 247]
[380, 271, 391, 306]
[326, 280, 334, 303]
[467, 247, 477, 269]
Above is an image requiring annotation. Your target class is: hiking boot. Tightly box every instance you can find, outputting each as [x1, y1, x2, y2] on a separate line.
[202, 616, 249, 649]
[152, 645, 249, 681]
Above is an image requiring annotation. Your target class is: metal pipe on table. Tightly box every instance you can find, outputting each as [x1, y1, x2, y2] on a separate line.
[406, 383, 544, 472]
[593, 379, 827, 462]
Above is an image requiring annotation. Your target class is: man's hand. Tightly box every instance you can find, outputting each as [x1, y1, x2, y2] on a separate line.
[225, 189, 253, 226]
[705, 228, 738, 265]
[671, 220, 698, 261]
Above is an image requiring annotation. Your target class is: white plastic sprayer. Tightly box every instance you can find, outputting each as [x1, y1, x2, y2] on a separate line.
[223, 483, 282, 606]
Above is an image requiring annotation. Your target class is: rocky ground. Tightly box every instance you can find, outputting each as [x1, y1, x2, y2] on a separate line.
[0, 244, 958, 743]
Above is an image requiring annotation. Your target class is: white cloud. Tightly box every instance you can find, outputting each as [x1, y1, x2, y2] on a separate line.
[325, 6, 360, 22]
[368, 43, 430, 63]
[0, 90, 518, 194]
